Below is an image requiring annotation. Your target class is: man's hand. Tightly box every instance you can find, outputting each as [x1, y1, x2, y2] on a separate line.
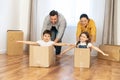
[54, 38, 59, 43]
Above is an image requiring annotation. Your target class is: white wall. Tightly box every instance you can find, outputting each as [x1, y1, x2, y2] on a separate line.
[0, 0, 31, 54]
[0, 0, 20, 54]
[36, 0, 105, 56]
[88, 0, 105, 56]
[89, 0, 105, 46]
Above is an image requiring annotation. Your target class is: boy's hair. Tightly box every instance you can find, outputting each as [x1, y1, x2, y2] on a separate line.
[43, 30, 52, 37]
[49, 10, 58, 16]
[80, 14, 89, 20]
[76, 32, 91, 46]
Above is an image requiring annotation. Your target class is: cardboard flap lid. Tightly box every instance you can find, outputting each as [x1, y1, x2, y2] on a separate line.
[7, 30, 23, 32]
[103, 44, 120, 47]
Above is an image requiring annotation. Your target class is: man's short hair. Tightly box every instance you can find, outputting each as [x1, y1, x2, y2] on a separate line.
[49, 10, 58, 16]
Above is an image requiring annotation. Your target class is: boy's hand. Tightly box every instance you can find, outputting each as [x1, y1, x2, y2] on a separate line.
[66, 43, 71, 46]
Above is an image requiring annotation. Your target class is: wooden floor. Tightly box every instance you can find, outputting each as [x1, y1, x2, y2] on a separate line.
[0, 53, 120, 80]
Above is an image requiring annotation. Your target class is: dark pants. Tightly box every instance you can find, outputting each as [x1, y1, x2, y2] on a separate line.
[51, 27, 61, 55]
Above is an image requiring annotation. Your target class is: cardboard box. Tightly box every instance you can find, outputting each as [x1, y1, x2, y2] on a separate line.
[74, 48, 90, 68]
[98, 45, 120, 61]
[29, 45, 56, 67]
[7, 30, 23, 55]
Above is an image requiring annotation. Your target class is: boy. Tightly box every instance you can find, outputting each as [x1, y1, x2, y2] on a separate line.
[17, 30, 70, 57]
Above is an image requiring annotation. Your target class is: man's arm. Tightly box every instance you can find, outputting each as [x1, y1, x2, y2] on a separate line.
[55, 18, 67, 42]
[54, 38, 59, 43]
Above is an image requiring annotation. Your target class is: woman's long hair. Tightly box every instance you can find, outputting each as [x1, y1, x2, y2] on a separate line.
[76, 32, 91, 47]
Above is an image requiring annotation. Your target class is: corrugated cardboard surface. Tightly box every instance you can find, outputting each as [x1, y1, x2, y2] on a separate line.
[74, 48, 90, 68]
[7, 30, 23, 55]
[98, 45, 120, 61]
[29, 45, 55, 67]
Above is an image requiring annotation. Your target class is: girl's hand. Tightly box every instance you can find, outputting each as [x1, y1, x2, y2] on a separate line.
[16, 41, 22, 43]
[67, 44, 75, 46]
[103, 53, 109, 56]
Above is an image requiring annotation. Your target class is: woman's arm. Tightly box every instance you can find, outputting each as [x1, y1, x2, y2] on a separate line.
[91, 45, 108, 56]
[76, 22, 81, 41]
[17, 41, 38, 45]
[90, 19, 96, 43]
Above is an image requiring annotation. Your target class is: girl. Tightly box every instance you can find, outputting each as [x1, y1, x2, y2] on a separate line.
[60, 32, 108, 57]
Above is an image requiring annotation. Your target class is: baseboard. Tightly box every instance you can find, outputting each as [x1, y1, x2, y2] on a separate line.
[0, 49, 6, 54]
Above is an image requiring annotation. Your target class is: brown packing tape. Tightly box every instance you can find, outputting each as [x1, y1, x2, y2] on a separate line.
[7, 30, 22, 32]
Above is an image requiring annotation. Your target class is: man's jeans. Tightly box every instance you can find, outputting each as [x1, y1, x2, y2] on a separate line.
[51, 27, 61, 55]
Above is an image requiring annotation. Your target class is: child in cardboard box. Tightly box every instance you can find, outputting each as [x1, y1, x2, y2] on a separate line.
[60, 32, 108, 57]
[17, 30, 71, 57]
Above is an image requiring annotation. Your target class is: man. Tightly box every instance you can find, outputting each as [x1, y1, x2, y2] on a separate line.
[41, 10, 67, 57]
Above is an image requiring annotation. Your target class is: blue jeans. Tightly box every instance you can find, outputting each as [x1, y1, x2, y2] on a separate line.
[51, 27, 61, 55]
[78, 45, 87, 48]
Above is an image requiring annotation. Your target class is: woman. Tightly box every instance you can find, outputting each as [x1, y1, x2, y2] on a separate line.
[76, 14, 96, 43]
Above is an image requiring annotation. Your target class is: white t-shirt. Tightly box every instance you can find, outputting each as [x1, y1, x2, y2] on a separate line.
[36, 40, 54, 46]
[77, 42, 92, 48]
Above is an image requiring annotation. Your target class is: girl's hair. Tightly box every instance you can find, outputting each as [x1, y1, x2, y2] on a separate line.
[43, 30, 52, 37]
[76, 32, 91, 46]
[80, 14, 89, 20]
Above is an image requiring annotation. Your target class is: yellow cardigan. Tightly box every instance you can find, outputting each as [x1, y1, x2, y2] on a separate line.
[76, 19, 96, 42]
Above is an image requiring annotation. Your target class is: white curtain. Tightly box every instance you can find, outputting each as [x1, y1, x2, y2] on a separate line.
[102, 0, 117, 44]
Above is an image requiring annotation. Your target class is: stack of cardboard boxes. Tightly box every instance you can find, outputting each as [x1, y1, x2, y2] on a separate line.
[7, 30, 23, 55]
[98, 45, 120, 62]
